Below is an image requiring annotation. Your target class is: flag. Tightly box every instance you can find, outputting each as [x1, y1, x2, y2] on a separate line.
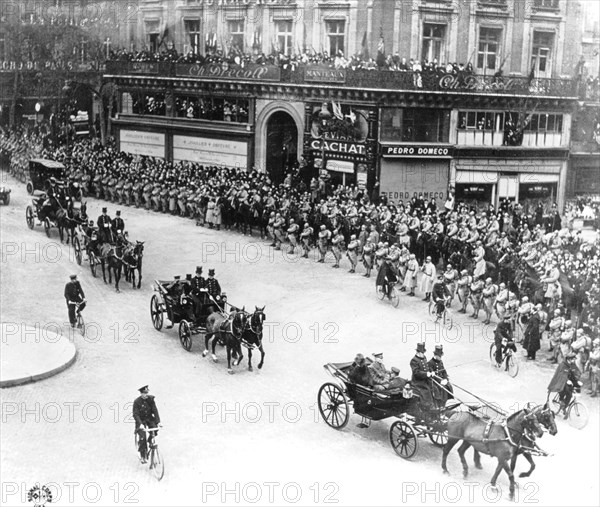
[361, 31, 369, 60]
[331, 101, 344, 120]
[377, 27, 384, 56]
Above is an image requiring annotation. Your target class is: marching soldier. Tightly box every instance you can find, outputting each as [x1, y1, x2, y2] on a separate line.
[362, 238, 376, 278]
[473, 240, 486, 279]
[287, 218, 300, 254]
[132, 179, 142, 208]
[273, 213, 286, 250]
[357, 224, 368, 260]
[403, 253, 419, 296]
[317, 225, 331, 264]
[331, 228, 345, 269]
[398, 246, 410, 284]
[548, 309, 565, 363]
[397, 216, 410, 248]
[482, 277, 498, 325]
[408, 211, 420, 249]
[115, 176, 125, 204]
[387, 243, 401, 278]
[267, 211, 276, 245]
[468, 275, 485, 319]
[443, 263, 459, 305]
[456, 270, 471, 314]
[143, 179, 153, 210]
[300, 222, 313, 258]
[495, 282, 509, 320]
[346, 234, 359, 273]
[375, 242, 389, 270]
[420, 256, 436, 302]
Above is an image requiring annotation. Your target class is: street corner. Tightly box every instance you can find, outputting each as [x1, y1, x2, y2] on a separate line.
[0, 322, 77, 388]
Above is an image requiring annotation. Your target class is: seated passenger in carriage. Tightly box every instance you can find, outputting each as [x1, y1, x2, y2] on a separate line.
[369, 352, 391, 391]
[348, 354, 373, 387]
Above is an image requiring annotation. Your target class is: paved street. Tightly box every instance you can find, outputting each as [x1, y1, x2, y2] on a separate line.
[1, 171, 598, 507]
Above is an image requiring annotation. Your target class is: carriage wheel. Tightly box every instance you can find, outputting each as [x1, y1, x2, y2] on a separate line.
[506, 353, 519, 378]
[567, 401, 589, 430]
[317, 382, 350, 430]
[26, 206, 34, 229]
[150, 295, 164, 331]
[389, 420, 419, 459]
[428, 417, 449, 447]
[73, 238, 82, 265]
[376, 285, 386, 301]
[26, 181, 33, 195]
[443, 310, 453, 330]
[44, 218, 51, 237]
[391, 287, 400, 308]
[90, 256, 97, 277]
[179, 320, 193, 351]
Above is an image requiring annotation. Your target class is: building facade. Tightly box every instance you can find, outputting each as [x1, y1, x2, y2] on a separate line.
[100, 0, 596, 209]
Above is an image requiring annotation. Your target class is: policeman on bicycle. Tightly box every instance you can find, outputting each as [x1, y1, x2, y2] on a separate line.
[547, 352, 582, 419]
[64, 274, 86, 328]
[133, 385, 161, 463]
[494, 314, 516, 367]
[431, 274, 451, 319]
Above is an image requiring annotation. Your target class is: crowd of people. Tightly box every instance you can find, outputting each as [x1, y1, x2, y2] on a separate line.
[0, 127, 598, 395]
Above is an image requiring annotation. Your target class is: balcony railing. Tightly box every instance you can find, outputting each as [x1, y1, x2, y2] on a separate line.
[104, 60, 581, 98]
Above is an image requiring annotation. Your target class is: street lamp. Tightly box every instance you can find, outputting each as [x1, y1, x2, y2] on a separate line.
[62, 80, 111, 146]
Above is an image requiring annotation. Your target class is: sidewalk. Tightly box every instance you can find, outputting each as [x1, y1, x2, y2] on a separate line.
[0, 324, 77, 388]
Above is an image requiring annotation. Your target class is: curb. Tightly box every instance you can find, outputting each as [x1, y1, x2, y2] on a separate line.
[0, 350, 78, 389]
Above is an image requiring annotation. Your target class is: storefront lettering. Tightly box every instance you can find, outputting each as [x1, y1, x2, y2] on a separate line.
[129, 62, 158, 74]
[383, 145, 452, 157]
[439, 73, 520, 92]
[0, 60, 77, 71]
[305, 68, 347, 83]
[311, 139, 365, 155]
[381, 191, 445, 200]
[178, 63, 281, 81]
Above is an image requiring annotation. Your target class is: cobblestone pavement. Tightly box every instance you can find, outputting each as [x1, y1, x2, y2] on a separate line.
[1, 171, 598, 507]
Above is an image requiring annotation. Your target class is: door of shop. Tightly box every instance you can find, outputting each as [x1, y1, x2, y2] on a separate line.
[266, 111, 298, 185]
[497, 174, 518, 207]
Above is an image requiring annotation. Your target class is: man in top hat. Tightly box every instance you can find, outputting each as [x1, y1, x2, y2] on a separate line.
[97, 207, 113, 243]
[112, 210, 125, 238]
[64, 274, 86, 328]
[132, 385, 161, 463]
[190, 267, 207, 324]
[410, 343, 434, 409]
[205, 269, 221, 300]
[428, 345, 453, 401]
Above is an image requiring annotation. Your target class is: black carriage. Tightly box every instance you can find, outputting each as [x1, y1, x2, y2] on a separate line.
[26, 191, 55, 237]
[317, 362, 449, 459]
[26, 159, 65, 195]
[150, 279, 229, 351]
[0, 185, 10, 205]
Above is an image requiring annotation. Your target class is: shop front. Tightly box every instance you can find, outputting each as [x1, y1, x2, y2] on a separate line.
[310, 138, 368, 188]
[569, 156, 600, 197]
[379, 144, 452, 206]
[119, 128, 166, 158]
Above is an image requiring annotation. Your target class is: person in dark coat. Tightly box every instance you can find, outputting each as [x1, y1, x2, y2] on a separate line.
[112, 210, 125, 235]
[376, 256, 398, 298]
[205, 268, 222, 298]
[64, 274, 86, 327]
[190, 266, 207, 323]
[428, 345, 453, 401]
[547, 352, 582, 417]
[97, 207, 113, 243]
[494, 315, 516, 365]
[523, 305, 542, 360]
[132, 385, 161, 463]
[348, 354, 373, 387]
[410, 342, 434, 409]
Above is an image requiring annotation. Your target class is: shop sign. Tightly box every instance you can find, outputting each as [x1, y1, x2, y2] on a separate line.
[177, 63, 281, 81]
[129, 62, 159, 74]
[382, 145, 454, 157]
[120, 130, 165, 158]
[380, 160, 449, 204]
[304, 67, 346, 83]
[311, 139, 365, 156]
[173, 135, 247, 169]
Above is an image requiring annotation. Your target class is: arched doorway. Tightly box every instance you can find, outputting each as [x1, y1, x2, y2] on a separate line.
[266, 111, 298, 184]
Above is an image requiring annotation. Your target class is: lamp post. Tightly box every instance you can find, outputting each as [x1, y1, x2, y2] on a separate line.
[62, 80, 112, 146]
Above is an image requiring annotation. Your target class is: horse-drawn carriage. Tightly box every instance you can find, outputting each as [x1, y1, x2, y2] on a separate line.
[150, 280, 230, 351]
[317, 362, 449, 459]
[26, 190, 87, 242]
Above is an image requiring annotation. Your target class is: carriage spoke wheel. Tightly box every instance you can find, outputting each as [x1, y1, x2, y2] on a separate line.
[428, 417, 449, 447]
[507, 353, 519, 378]
[26, 206, 34, 229]
[317, 383, 350, 430]
[389, 420, 419, 459]
[44, 218, 51, 237]
[376, 285, 386, 301]
[73, 238, 82, 265]
[149, 446, 165, 481]
[568, 401, 589, 430]
[150, 295, 164, 331]
[179, 320, 193, 351]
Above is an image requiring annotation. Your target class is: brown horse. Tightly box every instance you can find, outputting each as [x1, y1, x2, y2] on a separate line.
[202, 309, 248, 374]
[441, 407, 544, 500]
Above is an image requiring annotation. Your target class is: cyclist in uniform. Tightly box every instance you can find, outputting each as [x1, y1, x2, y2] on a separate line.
[64, 274, 86, 328]
[493, 314, 516, 367]
[431, 274, 451, 319]
[133, 385, 161, 463]
[547, 352, 582, 419]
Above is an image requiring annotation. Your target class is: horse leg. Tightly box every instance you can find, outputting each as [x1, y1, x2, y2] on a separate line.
[501, 459, 516, 500]
[137, 262, 142, 289]
[248, 348, 253, 372]
[257, 344, 265, 369]
[202, 333, 213, 358]
[441, 437, 460, 474]
[233, 342, 243, 367]
[101, 260, 107, 284]
[226, 344, 234, 374]
[457, 441, 471, 478]
[490, 459, 504, 487]
[473, 449, 483, 469]
[115, 265, 121, 292]
[211, 332, 219, 362]
[517, 452, 535, 478]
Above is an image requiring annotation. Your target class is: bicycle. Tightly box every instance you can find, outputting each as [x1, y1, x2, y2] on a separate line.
[135, 427, 165, 481]
[428, 298, 453, 330]
[550, 389, 589, 430]
[70, 300, 86, 337]
[489, 339, 519, 378]
[376, 282, 400, 308]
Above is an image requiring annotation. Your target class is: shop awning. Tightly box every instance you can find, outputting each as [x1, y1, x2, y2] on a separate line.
[327, 160, 354, 174]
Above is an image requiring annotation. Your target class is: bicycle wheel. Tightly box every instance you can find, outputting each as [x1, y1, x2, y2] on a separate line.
[506, 352, 519, 378]
[391, 287, 400, 308]
[149, 447, 165, 481]
[73, 237, 82, 265]
[489, 344, 498, 367]
[550, 393, 562, 415]
[443, 310, 453, 330]
[568, 401, 589, 430]
[376, 285, 385, 300]
[428, 301, 436, 318]
[77, 313, 86, 337]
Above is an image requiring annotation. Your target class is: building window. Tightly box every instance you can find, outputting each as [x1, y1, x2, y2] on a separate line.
[422, 24, 445, 63]
[184, 19, 201, 55]
[457, 110, 505, 146]
[132, 93, 166, 116]
[228, 20, 245, 53]
[0, 33, 5, 60]
[326, 20, 345, 57]
[534, 0, 559, 8]
[531, 31, 554, 75]
[400, 109, 450, 143]
[175, 95, 249, 123]
[145, 20, 160, 52]
[477, 27, 501, 72]
[276, 20, 293, 56]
